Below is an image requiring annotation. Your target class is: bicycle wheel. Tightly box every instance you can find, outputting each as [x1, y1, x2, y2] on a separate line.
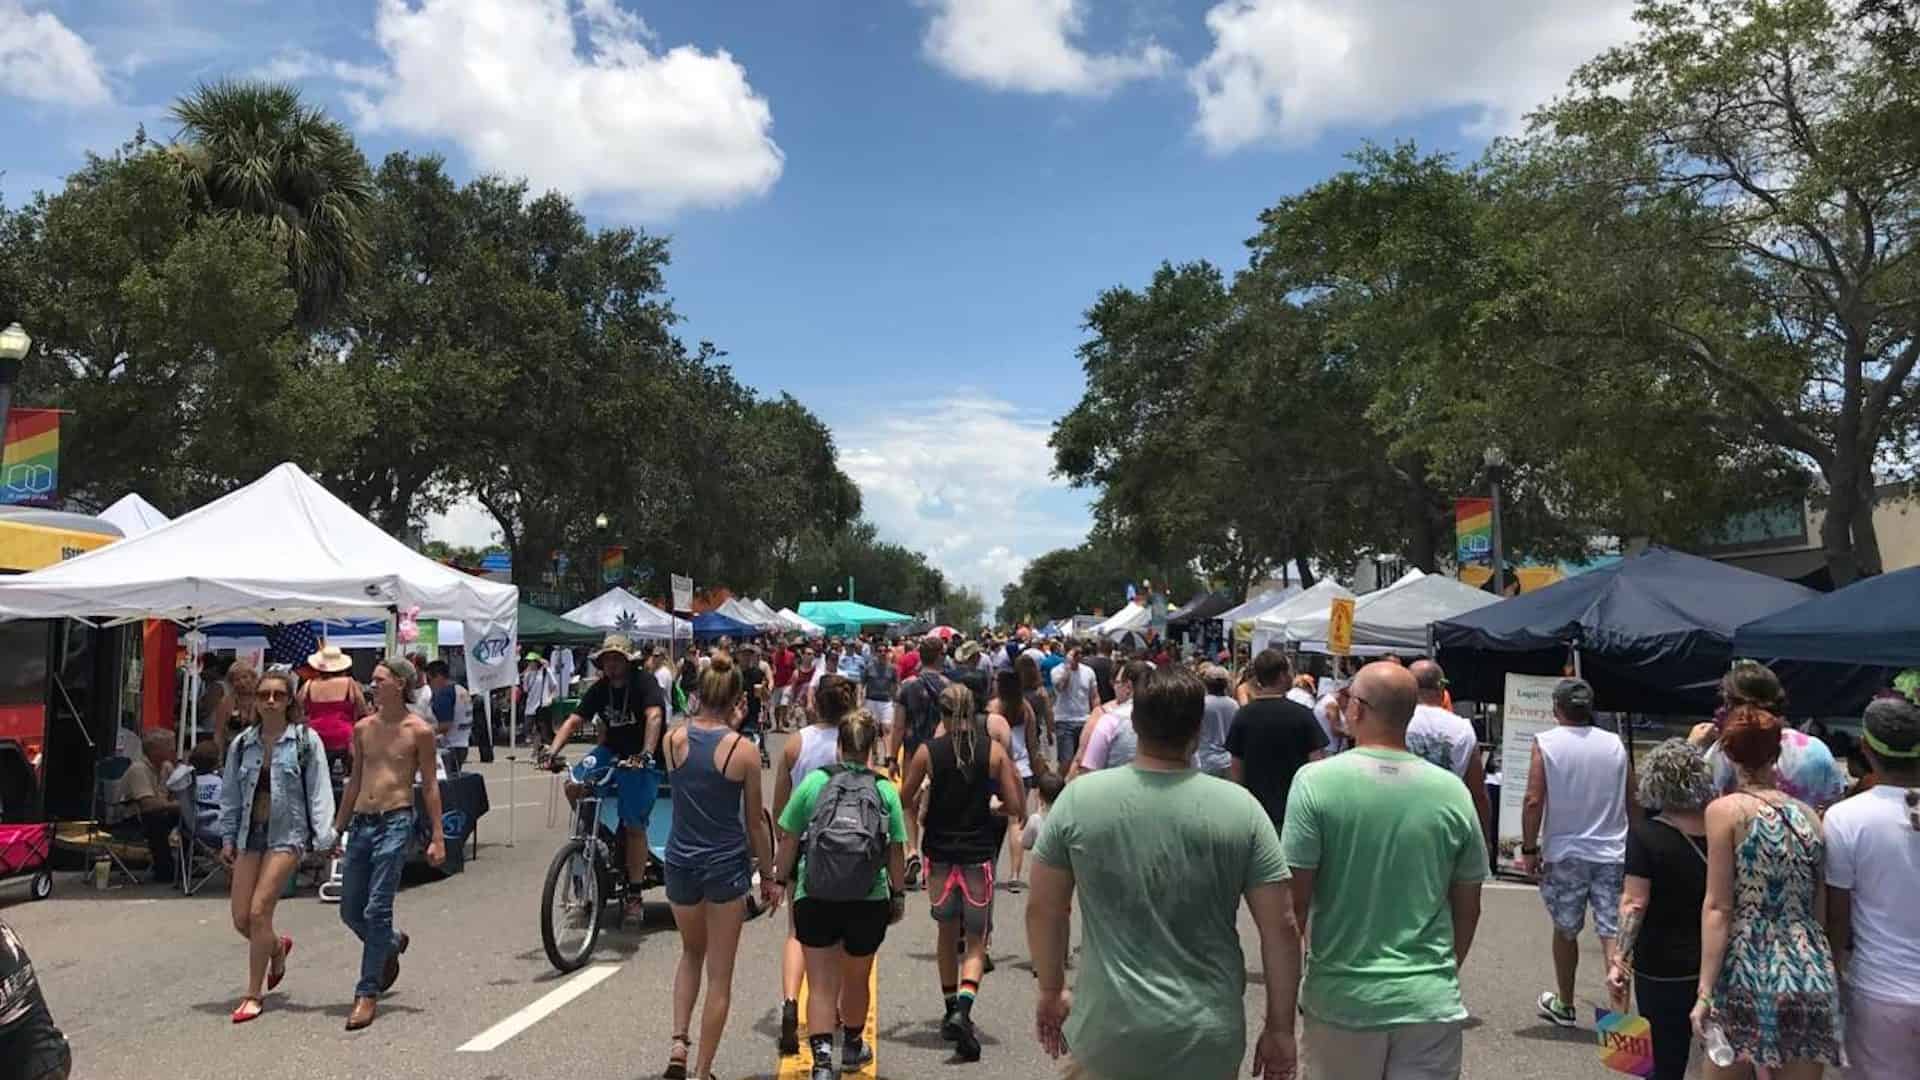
[540, 838, 602, 973]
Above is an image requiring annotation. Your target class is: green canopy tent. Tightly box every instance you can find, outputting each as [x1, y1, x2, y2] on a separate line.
[515, 603, 603, 646]
[796, 600, 915, 637]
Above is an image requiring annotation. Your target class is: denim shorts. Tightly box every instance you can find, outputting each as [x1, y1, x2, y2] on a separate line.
[663, 858, 751, 905]
[242, 818, 305, 856]
[1539, 858, 1624, 937]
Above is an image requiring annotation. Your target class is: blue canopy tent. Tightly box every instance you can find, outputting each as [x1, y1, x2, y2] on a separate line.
[1432, 547, 1832, 714]
[1726, 568, 1917, 713]
[690, 610, 759, 640]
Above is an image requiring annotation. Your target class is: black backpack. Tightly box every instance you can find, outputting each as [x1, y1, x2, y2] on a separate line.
[904, 672, 948, 752]
[804, 766, 889, 901]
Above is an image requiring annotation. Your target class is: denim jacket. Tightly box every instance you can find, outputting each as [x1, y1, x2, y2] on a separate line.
[218, 724, 337, 853]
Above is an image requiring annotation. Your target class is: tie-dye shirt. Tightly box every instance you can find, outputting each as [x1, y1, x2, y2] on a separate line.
[1706, 726, 1849, 810]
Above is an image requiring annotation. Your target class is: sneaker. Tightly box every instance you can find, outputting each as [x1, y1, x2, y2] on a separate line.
[953, 1017, 981, 1063]
[810, 1065, 836, 1080]
[941, 1003, 966, 1042]
[840, 1037, 874, 1073]
[1537, 992, 1576, 1027]
[779, 999, 800, 1056]
[904, 854, 922, 891]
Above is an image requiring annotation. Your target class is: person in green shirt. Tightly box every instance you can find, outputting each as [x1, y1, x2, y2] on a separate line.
[772, 711, 908, 1080]
[1029, 665, 1301, 1080]
[1279, 660, 1488, 1080]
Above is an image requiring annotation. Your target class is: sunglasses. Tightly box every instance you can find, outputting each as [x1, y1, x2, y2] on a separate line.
[259, 689, 290, 703]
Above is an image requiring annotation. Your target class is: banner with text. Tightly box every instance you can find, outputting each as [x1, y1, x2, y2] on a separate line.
[1, 408, 62, 506]
[670, 573, 693, 613]
[600, 546, 625, 585]
[1327, 596, 1356, 656]
[1496, 672, 1563, 872]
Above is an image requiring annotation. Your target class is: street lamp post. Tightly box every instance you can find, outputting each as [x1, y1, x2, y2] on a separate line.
[0, 322, 31, 438]
[1484, 447, 1509, 597]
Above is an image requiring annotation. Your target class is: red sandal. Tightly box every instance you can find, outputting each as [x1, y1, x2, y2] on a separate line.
[266, 936, 293, 991]
[231, 997, 263, 1024]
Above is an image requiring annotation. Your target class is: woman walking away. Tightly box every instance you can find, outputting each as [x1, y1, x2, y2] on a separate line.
[770, 675, 859, 1056]
[300, 646, 365, 757]
[773, 711, 909, 1080]
[1822, 695, 1920, 1079]
[218, 670, 335, 1023]
[661, 653, 779, 1080]
[1693, 704, 1845, 1078]
[1015, 654, 1053, 775]
[902, 683, 1025, 1062]
[1609, 739, 1715, 1080]
[988, 669, 1037, 890]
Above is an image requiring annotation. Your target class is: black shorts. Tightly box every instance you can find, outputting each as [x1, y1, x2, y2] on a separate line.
[792, 897, 890, 957]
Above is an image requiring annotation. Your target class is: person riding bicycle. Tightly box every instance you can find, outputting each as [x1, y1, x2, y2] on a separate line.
[544, 633, 666, 920]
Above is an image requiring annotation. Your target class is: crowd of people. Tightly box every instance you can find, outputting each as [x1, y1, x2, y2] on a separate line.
[20, 620, 1914, 1080]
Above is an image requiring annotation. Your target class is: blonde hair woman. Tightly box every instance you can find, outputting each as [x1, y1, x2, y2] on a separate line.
[217, 670, 335, 1023]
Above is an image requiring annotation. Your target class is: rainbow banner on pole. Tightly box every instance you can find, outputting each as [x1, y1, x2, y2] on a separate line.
[1, 409, 61, 506]
[1455, 497, 1492, 569]
[600, 546, 626, 585]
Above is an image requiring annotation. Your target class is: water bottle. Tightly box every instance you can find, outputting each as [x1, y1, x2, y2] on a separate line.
[92, 857, 110, 890]
[1702, 1020, 1735, 1067]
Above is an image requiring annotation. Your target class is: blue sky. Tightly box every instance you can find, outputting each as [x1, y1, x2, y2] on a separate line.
[0, 0, 1638, 602]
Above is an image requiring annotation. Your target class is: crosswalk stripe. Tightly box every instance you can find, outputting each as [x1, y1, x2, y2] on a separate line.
[776, 960, 881, 1078]
[456, 963, 621, 1052]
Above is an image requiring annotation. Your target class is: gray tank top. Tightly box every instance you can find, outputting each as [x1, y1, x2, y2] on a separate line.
[791, 724, 840, 788]
[665, 725, 746, 869]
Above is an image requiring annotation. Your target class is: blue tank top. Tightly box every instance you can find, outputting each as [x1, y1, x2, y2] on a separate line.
[665, 725, 748, 869]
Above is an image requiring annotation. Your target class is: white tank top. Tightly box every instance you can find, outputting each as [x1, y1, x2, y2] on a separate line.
[791, 724, 841, 788]
[1537, 725, 1629, 864]
[1006, 707, 1033, 778]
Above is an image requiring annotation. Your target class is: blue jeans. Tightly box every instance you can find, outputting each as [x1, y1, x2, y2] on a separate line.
[1055, 721, 1085, 769]
[340, 808, 413, 998]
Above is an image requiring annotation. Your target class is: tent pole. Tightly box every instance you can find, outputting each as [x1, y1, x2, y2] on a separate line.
[507, 693, 519, 847]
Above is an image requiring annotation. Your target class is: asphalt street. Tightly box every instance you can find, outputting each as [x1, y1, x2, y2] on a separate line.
[7, 743, 1640, 1080]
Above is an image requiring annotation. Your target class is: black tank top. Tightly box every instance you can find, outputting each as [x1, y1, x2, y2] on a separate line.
[923, 730, 997, 864]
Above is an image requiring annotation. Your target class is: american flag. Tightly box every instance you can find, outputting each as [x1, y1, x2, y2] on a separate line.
[266, 621, 321, 668]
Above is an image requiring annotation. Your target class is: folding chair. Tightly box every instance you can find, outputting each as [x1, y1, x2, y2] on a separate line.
[174, 781, 227, 896]
[85, 756, 145, 888]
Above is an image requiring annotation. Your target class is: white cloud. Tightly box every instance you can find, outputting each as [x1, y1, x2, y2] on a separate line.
[920, 0, 1172, 97]
[426, 499, 501, 550]
[1190, 0, 1636, 151]
[249, 48, 385, 87]
[835, 395, 1092, 604]
[0, 1, 112, 106]
[345, 0, 783, 216]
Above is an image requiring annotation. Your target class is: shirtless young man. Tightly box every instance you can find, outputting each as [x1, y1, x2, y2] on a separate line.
[332, 657, 444, 1031]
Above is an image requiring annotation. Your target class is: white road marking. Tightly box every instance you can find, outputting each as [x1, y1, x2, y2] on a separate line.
[1485, 881, 1538, 892]
[499, 801, 546, 809]
[456, 963, 622, 1052]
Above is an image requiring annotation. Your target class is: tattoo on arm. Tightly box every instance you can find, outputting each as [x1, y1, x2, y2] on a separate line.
[1614, 907, 1644, 967]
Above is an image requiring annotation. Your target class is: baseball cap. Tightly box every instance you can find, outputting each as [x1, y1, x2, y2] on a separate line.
[1552, 677, 1594, 710]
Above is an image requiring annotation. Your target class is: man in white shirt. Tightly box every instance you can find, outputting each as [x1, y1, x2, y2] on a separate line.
[1823, 696, 1920, 1079]
[519, 652, 557, 745]
[1520, 678, 1632, 1028]
[1408, 661, 1492, 844]
[1049, 646, 1097, 767]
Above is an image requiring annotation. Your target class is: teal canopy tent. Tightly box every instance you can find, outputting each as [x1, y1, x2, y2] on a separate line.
[796, 600, 914, 637]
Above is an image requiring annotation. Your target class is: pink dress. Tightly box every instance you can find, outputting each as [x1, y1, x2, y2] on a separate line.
[304, 693, 356, 753]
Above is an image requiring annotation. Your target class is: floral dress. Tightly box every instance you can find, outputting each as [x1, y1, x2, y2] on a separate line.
[1712, 794, 1846, 1069]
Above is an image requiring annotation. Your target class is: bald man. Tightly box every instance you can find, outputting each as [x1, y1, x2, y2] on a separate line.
[1279, 661, 1488, 1080]
[1407, 660, 1493, 844]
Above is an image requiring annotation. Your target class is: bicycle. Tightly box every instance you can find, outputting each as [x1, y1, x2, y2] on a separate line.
[536, 747, 771, 973]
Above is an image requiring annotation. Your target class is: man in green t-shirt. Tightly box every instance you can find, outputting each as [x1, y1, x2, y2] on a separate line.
[1030, 666, 1300, 1080]
[1280, 661, 1488, 1080]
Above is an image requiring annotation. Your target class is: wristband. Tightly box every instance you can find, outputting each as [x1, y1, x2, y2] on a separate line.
[1520, 845, 1540, 855]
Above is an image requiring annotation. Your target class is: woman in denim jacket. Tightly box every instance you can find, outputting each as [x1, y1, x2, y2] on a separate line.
[217, 669, 336, 1023]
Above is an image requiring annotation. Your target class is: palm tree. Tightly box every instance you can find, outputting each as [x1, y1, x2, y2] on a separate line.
[168, 79, 374, 326]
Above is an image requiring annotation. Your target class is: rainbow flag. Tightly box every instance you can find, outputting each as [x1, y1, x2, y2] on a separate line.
[600, 546, 626, 585]
[1, 409, 61, 506]
[1455, 497, 1492, 568]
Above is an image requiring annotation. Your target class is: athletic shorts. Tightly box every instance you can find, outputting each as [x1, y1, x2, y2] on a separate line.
[793, 897, 890, 957]
[1539, 858, 1624, 938]
[867, 699, 895, 729]
[664, 858, 751, 905]
[927, 860, 994, 938]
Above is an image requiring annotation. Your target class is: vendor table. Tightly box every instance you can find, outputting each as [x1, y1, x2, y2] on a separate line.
[408, 772, 489, 877]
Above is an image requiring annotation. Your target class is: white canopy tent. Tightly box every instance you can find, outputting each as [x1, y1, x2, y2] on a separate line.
[1215, 586, 1299, 632]
[1091, 602, 1149, 639]
[716, 597, 777, 630]
[1248, 580, 1357, 654]
[0, 463, 520, 757]
[97, 493, 170, 537]
[563, 587, 685, 639]
[777, 607, 824, 635]
[742, 597, 783, 627]
[1285, 571, 1498, 655]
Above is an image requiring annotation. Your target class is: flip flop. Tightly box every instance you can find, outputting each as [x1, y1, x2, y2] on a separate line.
[266, 936, 293, 991]
[231, 997, 263, 1024]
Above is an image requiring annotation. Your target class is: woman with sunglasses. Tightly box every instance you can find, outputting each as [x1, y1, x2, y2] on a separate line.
[217, 670, 336, 1023]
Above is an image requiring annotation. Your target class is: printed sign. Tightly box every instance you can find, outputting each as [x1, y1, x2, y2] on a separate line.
[671, 573, 693, 613]
[1, 409, 61, 506]
[1496, 673, 1563, 871]
[1456, 497, 1492, 568]
[1327, 597, 1356, 656]
[600, 546, 625, 585]
[1595, 1009, 1655, 1077]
